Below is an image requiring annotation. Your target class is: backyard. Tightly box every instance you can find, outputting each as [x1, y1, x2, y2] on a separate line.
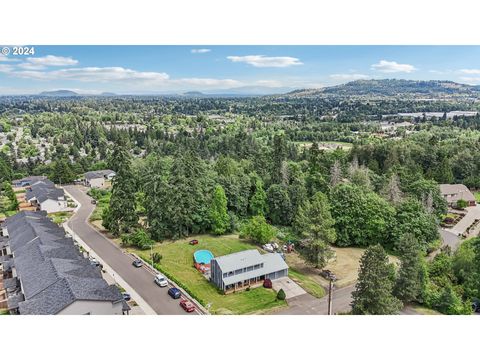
[120, 234, 287, 314]
[475, 191, 480, 203]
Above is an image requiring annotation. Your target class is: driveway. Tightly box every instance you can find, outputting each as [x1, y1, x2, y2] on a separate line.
[439, 229, 460, 251]
[273, 284, 355, 315]
[451, 205, 480, 236]
[272, 277, 306, 299]
[64, 185, 198, 315]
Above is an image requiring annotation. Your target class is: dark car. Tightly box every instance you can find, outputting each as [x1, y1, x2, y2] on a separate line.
[168, 287, 181, 299]
[91, 199, 97, 205]
[189, 239, 199, 245]
[132, 259, 143, 268]
[180, 299, 195, 312]
[263, 278, 272, 288]
[122, 292, 131, 301]
[472, 299, 480, 313]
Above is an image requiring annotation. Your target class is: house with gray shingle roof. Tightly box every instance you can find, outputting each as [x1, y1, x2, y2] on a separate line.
[84, 170, 116, 188]
[0, 211, 126, 315]
[25, 182, 67, 213]
[210, 249, 288, 293]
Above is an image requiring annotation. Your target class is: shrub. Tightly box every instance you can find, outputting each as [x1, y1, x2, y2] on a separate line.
[277, 288, 286, 301]
[240, 215, 276, 245]
[121, 229, 154, 250]
[151, 252, 162, 264]
[263, 278, 272, 288]
[456, 199, 468, 209]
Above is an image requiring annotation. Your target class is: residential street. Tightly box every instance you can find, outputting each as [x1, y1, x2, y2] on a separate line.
[64, 185, 197, 315]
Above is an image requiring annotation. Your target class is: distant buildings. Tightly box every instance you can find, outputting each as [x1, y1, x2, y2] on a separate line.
[0, 211, 126, 315]
[440, 184, 476, 207]
[84, 170, 116, 188]
[210, 249, 288, 293]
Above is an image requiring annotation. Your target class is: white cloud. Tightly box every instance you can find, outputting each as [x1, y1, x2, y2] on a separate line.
[0, 55, 18, 62]
[459, 77, 480, 85]
[329, 73, 370, 81]
[191, 48, 211, 54]
[0, 64, 15, 73]
[26, 55, 79, 67]
[459, 69, 480, 75]
[371, 60, 416, 73]
[255, 80, 284, 87]
[227, 55, 303, 68]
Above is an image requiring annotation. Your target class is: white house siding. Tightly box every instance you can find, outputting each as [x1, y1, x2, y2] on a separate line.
[39, 199, 67, 213]
[88, 177, 105, 188]
[58, 300, 124, 315]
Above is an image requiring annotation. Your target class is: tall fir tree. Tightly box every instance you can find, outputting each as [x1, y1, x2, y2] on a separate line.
[209, 185, 230, 235]
[103, 138, 138, 236]
[351, 244, 402, 315]
[394, 234, 427, 303]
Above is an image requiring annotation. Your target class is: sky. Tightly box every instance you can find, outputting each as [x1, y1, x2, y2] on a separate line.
[1, 45, 480, 95]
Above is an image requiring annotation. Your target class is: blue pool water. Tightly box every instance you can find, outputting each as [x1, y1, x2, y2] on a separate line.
[194, 250, 214, 265]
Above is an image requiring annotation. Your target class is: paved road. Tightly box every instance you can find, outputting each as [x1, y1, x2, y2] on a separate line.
[64, 185, 196, 315]
[452, 205, 480, 236]
[439, 229, 461, 251]
[274, 284, 355, 315]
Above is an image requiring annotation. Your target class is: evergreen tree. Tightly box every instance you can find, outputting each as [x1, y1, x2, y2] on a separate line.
[301, 192, 336, 268]
[394, 234, 426, 303]
[249, 179, 268, 216]
[351, 244, 402, 315]
[104, 138, 138, 235]
[266, 184, 292, 226]
[209, 185, 230, 235]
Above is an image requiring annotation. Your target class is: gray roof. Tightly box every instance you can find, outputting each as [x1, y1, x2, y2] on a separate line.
[12, 176, 50, 186]
[213, 249, 265, 273]
[85, 169, 115, 181]
[26, 182, 65, 203]
[440, 184, 476, 203]
[221, 252, 289, 286]
[2, 211, 123, 315]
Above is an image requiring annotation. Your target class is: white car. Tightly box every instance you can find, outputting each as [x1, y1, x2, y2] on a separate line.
[154, 274, 168, 287]
[262, 244, 274, 252]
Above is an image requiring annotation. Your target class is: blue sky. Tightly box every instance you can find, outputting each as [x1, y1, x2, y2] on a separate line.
[1, 46, 480, 94]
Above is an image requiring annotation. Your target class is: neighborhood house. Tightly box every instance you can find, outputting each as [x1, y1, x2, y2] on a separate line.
[84, 170, 116, 188]
[210, 249, 288, 293]
[0, 211, 127, 315]
[25, 179, 67, 213]
[440, 184, 477, 207]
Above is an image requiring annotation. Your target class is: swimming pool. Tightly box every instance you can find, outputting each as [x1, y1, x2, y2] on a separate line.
[194, 250, 214, 265]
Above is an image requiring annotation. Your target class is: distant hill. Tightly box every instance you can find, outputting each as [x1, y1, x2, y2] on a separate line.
[182, 91, 206, 97]
[284, 79, 480, 98]
[39, 90, 80, 97]
[100, 92, 117, 96]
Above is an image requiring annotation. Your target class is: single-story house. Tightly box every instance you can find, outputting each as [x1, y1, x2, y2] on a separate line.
[210, 249, 288, 293]
[440, 184, 476, 207]
[84, 170, 116, 188]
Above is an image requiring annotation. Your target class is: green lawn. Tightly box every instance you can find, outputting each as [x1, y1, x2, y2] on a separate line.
[88, 190, 111, 221]
[48, 211, 73, 224]
[129, 234, 287, 314]
[288, 268, 326, 298]
[475, 192, 480, 202]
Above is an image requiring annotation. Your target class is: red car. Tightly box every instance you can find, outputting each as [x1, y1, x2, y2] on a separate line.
[180, 299, 195, 312]
[189, 239, 199, 245]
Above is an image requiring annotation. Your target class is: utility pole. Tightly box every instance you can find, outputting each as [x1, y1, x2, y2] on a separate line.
[327, 274, 336, 315]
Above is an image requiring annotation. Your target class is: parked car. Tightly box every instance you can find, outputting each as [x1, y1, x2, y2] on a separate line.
[180, 299, 195, 312]
[189, 239, 199, 245]
[168, 287, 181, 299]
[263, 278, 273, 288]
[272, 242, 279, 250]
[122, 292, 131, 301]
[472, 299, 480, 313]
[132, 259, 143, 268]
[262, 244, 274, 252]
[91, 199, 97, 205]
[89, 257, 101, 267]
[154, 274, 168, 287]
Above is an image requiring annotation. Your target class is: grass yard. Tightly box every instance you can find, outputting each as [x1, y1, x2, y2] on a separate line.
[475, 191, 480, 203]
[48, 211, 73, 224]
[126, 234, 287, 315]
[288, 268, 326, 298]
[286, 247, 399, 289]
